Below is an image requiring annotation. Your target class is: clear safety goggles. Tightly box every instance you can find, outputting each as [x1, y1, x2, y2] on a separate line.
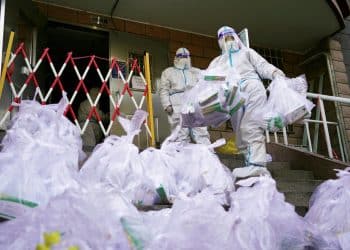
[175, 53, 190, 58]
[218, 30, 235, 40]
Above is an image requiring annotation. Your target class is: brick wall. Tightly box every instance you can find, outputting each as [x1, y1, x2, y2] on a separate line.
[34, 1, 220, 69]
[329, 37, 350, 157]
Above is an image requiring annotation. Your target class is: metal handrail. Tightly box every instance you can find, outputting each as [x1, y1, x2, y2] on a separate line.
[266, 51, 350, 162]
[266, 92, 350, 162]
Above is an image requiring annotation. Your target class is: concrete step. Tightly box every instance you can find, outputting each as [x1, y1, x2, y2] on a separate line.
[220, 159, 245, 169]
[266, 162, 290, 172]
[295, 206, 308, 216]
[218, 158, 291, 172]
[284, 191, 312, 207]
[217, 154, 244, 168]
[277, 180, 322, 193]
[216, 153, 244, 160]
[272, 169, 314, 180]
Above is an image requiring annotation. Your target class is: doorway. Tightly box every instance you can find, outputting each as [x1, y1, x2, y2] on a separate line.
[46, 21, 110, 120]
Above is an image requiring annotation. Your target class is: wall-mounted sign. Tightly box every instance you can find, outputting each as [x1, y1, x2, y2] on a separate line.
[128, 51, 155, 92]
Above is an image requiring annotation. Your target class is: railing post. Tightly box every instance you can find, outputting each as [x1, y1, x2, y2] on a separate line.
[313, 74, 324, 153]
[265, 130, 270, 143]
[274, 132, 278, 143]
[318, 97, 333, 158]
[282, 127, 288, 145]
[304, 121, 313, 152]
[336, 125, 345, 161]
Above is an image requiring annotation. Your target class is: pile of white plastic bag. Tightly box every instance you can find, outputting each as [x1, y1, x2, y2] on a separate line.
[121, 176, 323, 250]
[0, 187, 141, 250]
[228, 176, 316, 249]
[1, 96, 348, 250]
[0, 173, 338, 250]
[166, 139, 234, 204]
[140, 122, 234, 203]
[0, 97, 84, 217]
[79, 110, 159, 206]
[80, 109, 234, 205]
[142, 191, 237, 250]
[305, 168, 350, 249]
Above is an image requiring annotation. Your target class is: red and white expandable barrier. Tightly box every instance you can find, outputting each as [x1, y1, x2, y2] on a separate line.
[0, 42, 152, 138]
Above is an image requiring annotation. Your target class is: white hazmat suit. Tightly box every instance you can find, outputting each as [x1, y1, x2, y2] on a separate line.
[160, 48, 211, 144]
[208, 26, 284, 171]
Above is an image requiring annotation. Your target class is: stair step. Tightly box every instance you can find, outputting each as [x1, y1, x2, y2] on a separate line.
[295, 206, 308, 216]
[219, 159, 291, 171]
[277, 180, 322, 193]
[216, 153, 244, 160]
[284, 192, 312, 207]
[267, 161, 290, 168]
[272, 169, 314, 180]
[266, 162, 290, 171]
[221, 159, 245, 169]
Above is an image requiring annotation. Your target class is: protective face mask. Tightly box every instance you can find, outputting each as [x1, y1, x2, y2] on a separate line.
[224, 40, 240, 52]
[175, 58, 191, 69]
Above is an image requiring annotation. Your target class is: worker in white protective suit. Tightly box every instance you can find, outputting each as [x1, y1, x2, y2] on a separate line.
[78, 88, 109, 148]
[208, 26, 285, 178]
[160, 48, 211, 144]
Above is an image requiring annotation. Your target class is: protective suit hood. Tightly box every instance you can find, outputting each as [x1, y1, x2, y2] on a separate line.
[174, 48, 191, 70]
[217, 26, 244, 54]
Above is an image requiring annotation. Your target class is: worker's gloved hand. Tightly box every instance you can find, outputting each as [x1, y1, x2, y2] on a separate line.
[272, 69, 285, 80]
[267, 115, 285, 132]
[165, 105, 173, 115]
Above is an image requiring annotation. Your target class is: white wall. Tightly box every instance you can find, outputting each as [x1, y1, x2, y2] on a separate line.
[109, 31, 170, 148]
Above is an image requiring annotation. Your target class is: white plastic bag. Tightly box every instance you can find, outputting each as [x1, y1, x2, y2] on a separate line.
[229, 176, 315, 249]
[0, 98, 83, 211]
[139, 147, 178, 203]
[145, 126, 234, 204]
[145, 191, 237, 250]
[305, 168, 350, 248]
[80, 110, 159, 205]
[258, 75, 314, 132]
[177, 141, 234, 201]
[0, 187, 139, 250]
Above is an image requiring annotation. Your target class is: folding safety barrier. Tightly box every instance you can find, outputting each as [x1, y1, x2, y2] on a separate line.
[0, 42, 153, 138]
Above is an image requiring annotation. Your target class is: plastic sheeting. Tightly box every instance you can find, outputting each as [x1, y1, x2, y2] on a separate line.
[0, 97, 84, 208]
